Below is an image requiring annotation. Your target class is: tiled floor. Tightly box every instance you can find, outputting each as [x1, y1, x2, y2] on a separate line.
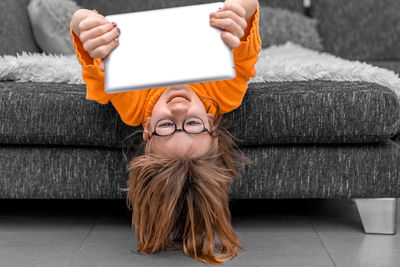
[0, 198, 399, 267]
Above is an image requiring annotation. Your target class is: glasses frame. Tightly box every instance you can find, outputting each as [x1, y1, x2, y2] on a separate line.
[151, 116, 209, 137]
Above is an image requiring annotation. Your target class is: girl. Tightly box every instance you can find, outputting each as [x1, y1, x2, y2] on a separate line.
[71, 0, 261, 264]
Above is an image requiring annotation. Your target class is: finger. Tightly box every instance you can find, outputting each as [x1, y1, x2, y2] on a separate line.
[90, 36, 120, 59]
[79, 16, 108, 32]
[80, 22, 116, 43]
[210, 17, 244, 40]
[220, 2, 246, 18]
[210, 10, 247, 34]
[221, 31, 240, 49]
[84, 27, 120, 56]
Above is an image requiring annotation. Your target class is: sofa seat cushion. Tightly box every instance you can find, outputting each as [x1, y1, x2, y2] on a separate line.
[1, 140, 399, 199]
[229, 80, 400, 145]
[0, 82, 132, 148]
[231, 139, 400, 199]
[366, 61, 400, 137]
[0, 80, 398, 147]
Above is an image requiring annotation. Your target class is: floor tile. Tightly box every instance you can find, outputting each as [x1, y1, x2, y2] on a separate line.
[228, 217, 335, 267]
[2, 199, 399, 267]
[71, 200, 334, 267]
[0, 213, 95, 267]
[0, 199, 118, 267]
[70, 215, 203, 267]
[310, 199, 400, 267]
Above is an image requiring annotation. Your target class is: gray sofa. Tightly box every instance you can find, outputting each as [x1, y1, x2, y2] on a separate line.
[1, 0, 400, 235]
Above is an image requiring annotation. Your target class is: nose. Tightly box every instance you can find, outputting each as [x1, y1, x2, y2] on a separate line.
[170, 104, 188, 117]
[169, 105, 189, 128]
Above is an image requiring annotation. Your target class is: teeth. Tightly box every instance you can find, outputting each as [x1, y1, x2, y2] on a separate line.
[170, 96, 187, 102]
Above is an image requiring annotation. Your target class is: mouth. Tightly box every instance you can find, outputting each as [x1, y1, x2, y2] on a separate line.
[167, 92, 191, 104]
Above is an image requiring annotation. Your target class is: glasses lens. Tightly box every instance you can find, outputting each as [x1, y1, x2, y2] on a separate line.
[155, 119, 175, 136]
[184, 117, 205, 133]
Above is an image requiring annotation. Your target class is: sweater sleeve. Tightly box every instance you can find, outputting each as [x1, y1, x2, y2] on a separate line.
[199, 3, 261, 114]
[70, 20, 148, 126]
[70, 22, 112, 104]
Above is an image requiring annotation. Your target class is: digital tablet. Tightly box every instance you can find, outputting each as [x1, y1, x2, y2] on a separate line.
[104, 2, 236, 93]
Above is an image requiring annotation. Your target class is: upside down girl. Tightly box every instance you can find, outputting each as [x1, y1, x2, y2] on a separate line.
[70, 0, 261, 264]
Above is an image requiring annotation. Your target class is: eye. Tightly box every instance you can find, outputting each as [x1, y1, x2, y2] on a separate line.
[159, 122, 174, 127]
[186, 120, 201, 126]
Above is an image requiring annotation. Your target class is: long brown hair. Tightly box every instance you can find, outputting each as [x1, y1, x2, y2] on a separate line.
[121, 97, 249, 265]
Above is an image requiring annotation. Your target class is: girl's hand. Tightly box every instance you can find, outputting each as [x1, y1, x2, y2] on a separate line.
[209, 2, 248, 49]
[74, 10, 121, 71]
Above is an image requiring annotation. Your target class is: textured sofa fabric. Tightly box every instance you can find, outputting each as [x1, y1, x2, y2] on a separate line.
[258, 0, 303, 13]
[228, 81, 399, 145]
[0, 0, 40, 55]
[1, 140, 399, 199]
[366, 61, 400, 136]
[1, 0, 400, 201]
[74, 0, 304, 15]
[0, 82, 132, 148]
[313, 0, 400, 61]
[1, 81, 399, 148]
[258, 6, 324, 51]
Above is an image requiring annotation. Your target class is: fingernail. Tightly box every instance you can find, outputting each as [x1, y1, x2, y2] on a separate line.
[112, 22, 116, 27]
[114, 37, 119, 43]
[117, 27, 120, 34]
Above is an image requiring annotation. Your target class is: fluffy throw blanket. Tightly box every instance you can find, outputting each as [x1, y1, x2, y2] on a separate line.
[0, 52, 83, 84]
[251, 42, 400, 98]
[1, 41, 399, 98]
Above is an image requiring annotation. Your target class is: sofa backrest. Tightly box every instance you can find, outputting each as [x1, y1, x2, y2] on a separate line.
[75, 0, 303, 15]
[313, 0, 400, 61]
[0, 0, 303, 56]
[0, 0, 40, 55]
[1, 0, 398, 62]
[75, 0, 399, 61]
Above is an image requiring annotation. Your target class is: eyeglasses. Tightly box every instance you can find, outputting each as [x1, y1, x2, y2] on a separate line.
[152, 116, 209, 137]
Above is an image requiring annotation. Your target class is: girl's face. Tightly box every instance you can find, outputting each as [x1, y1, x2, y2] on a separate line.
[144, 85, 214, 159]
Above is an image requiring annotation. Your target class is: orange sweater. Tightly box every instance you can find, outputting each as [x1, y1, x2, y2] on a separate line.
[71, 4, 261, 127]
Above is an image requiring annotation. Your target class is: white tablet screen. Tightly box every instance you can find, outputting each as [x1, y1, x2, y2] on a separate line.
[104, 2, 235, 93]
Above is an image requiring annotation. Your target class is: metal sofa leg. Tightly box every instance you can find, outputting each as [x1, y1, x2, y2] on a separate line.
[353, 198, 397, 235]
